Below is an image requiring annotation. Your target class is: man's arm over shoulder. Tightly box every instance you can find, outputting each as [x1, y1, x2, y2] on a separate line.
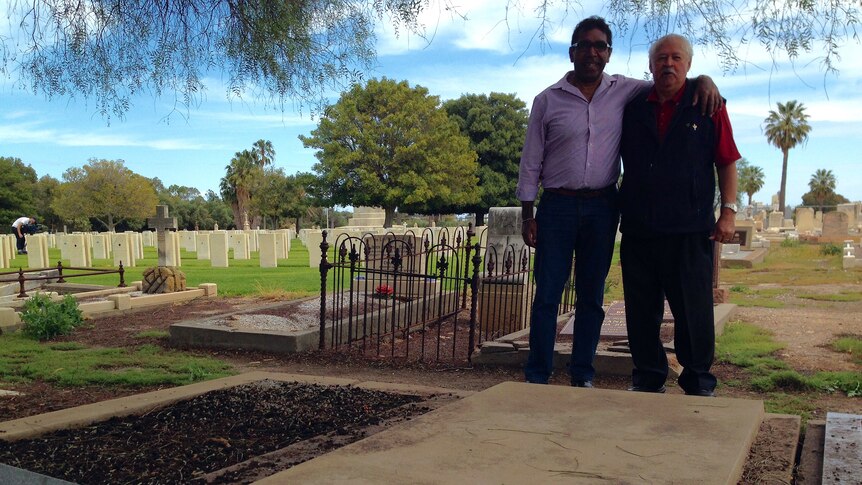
[516, 93, 549, 202]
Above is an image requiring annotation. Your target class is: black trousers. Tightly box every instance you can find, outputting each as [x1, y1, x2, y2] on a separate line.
[14, 232, 26, 252]
[620, 231, 717, 393]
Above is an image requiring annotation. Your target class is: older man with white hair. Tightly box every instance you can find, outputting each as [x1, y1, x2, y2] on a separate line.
[618, 34, 740, 397]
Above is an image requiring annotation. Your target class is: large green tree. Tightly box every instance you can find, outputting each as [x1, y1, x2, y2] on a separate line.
[251, 139, 276, 167]
[219, 150, 263, 228]
[0, 157, 37, 227]
[51, 159, 159, 231]
[33, 175, 62, 232]
[252, 169, 320, 229]
[763, 100, 811, 214]
[5, 2, 857, 119]
[803, 168, 839, 212]
[736, 158, 766, 207]
[443, 92, 528, 226]
[301, 78, 479, 228]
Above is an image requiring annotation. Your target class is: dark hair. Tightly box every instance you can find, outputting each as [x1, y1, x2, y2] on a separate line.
[572, 16, 613, 47]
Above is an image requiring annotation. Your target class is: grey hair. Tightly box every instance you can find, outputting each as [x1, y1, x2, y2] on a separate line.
[648, 34, 693, 61]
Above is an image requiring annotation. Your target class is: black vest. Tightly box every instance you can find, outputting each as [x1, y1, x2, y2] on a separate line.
[619, 83, 717, 235]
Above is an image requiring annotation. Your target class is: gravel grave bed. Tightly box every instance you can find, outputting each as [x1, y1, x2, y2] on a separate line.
[0, 380, 452, 484]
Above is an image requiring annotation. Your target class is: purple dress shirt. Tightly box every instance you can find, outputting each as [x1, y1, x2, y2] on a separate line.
[516, 72, 649, 201]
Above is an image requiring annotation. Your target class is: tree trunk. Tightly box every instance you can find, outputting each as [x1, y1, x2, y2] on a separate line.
[383, 207, 395, 228]
[474, 210, 487, 227]
[779, 149, 789, 214]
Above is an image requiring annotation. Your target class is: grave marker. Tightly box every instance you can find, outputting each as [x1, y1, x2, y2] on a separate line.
[209, 231, 229, 268]
[196, 233, 211, 260]
[112, 233, 135, 267]
[561, 301, 674, 339]
[147, 205, 178, 267]
[143, 205, 185, 293]
[822, 212, 849, 238]
[258, 233, 278, 268]
[26, 234, 50, 269]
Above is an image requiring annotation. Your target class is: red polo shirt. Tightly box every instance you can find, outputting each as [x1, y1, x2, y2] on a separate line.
[648, 81, 741, 167]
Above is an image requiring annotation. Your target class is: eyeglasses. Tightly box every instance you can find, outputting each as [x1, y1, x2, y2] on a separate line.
[571, 40, 611, 52]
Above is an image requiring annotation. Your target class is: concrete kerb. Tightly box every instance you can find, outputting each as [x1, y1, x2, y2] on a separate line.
[0, 371, 473, 442]
[0, 283, 220, 324]
[471, 303, 738, 377]
[170, 290, 457, 355]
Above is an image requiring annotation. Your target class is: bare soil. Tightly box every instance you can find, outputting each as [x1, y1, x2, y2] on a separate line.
[2, 285, 862, 483]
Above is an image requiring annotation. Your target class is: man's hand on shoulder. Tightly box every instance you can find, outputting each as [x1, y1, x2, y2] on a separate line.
[692, 75, 723, 117]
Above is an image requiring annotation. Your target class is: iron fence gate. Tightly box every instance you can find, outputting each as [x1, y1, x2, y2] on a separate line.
[317, 225, 577, 366]
[318, 227, 481, 365]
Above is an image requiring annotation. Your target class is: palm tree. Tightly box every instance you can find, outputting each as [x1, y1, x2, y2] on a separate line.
[219, 150, 261, 227]
[737, 159, 766, 206]
[763, 100, 812, 214]
[808, 168, 836, 212]
[251, 139, 275, 167]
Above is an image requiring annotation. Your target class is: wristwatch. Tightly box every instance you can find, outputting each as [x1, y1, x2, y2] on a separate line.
[721, 202, 738, 213]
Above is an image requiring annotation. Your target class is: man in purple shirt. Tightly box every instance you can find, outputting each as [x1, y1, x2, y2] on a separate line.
[517, 16, 722, 386]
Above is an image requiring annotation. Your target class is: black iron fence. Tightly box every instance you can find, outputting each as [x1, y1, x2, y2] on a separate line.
[0, 262, 127, 298]
[317, 225, 576, 366]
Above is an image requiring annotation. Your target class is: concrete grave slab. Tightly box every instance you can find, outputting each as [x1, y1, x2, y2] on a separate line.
[822, 412, 862, 484]
[262, 381, 764, 484]
[720, 247, 767, 268]
[561, 300, 673, 339]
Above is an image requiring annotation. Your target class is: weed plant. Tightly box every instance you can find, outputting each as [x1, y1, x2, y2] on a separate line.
[20, 294, 84, 340]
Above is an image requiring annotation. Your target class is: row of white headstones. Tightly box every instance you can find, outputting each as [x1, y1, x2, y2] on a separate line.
[0, 229, 294, 270]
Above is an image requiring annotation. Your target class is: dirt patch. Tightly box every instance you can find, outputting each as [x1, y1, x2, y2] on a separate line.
[2, 287, 862, 483]
[0, 380, 452, 484]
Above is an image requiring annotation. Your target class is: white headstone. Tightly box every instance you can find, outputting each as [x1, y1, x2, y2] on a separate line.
[26, 234, 51, 269]
[485, 207, 529, 273]
[244, 229, 258, 252]
[196, 233, 211, 260]
[305, 230, 324, 268]
[767, 211, 784, 230]
[112, 233, 135, 267]
[795, 207, 815, 234]
[92, 234, 111, 260]
[230, 232, 250, 260]
[210, 231, 229, 268]
[163, 231, 182, 267]
[258, 233, 278, 268]
[0, 235, 8, 268]
[180, 231, 197, 252]
[67, 233, 92, 267]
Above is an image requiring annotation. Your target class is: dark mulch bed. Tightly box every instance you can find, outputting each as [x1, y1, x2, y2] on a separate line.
[0, 380, 450, 484]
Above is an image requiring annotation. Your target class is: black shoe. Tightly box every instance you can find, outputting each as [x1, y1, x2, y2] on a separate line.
[685, 389, 715, 397]
[571, 380, 593, 388]
[627, 385, 667, 393]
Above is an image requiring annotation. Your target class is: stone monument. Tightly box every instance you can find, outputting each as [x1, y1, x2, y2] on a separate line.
[142, 205, 186, 294]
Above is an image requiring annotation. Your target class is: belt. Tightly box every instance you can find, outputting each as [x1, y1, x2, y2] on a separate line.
[545, 185, 616, 198]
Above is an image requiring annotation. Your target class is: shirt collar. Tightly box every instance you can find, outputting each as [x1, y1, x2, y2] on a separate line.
[553, 71, 614, 96]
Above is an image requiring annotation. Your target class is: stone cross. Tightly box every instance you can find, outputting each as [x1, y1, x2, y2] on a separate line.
[147, 205, 177, 267]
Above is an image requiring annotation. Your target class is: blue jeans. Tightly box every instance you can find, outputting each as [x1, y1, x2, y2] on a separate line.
[524, 189, 619, 384]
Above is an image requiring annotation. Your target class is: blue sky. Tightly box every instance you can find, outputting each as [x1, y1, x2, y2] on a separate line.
[2, 0, 861, 207]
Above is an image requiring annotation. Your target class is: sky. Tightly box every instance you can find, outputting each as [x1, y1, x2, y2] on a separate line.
[2, 0, 861, 208]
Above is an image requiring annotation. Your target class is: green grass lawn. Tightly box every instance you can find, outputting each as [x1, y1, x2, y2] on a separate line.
[4, 238, 322, 297]
[1, 236, 861, 412]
